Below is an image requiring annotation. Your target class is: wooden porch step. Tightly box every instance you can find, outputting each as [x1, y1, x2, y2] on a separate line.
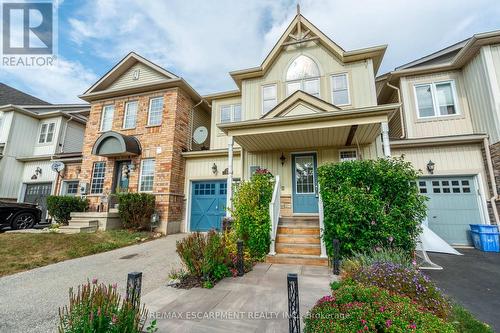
[277, 226, 320, 235]
[279, 216, 319, 224]
[276, 234, 320, 244]
[276, 243, 321, 255]
[266, 254, 328, 267]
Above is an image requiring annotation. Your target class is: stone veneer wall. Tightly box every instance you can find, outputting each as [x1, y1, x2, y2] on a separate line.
[482, 141, 500, 224]
[79, 87, 194, 234]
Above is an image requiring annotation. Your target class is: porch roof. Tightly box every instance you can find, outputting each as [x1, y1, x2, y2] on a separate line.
[218, 103, 398, 151]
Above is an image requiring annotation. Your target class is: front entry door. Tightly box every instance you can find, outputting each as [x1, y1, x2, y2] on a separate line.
[114, 160, 131, 192]
[292, 153, 319, 214]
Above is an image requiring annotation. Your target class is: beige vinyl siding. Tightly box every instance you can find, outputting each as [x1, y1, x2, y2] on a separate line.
[108, 63, 167, 91]
[387, 91, 403, 138]
[491, 44, 500, 90]
[33, 117, 62, 156]
[400, 71, 474, 139]
[392, 143, 488, 194]
[241, 43, 377, 120]
[191, 108, 211, 151]
[463, 50, 499, 142]
[62, 121, 85, 153]
[21, 160, 58, 184]
[0, 111, 13, 143]
[184, 155, 242, 195]
[211, 96, 242, 150]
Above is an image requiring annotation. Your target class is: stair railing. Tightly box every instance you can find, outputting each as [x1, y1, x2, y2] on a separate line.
[318, 184, 327, 258]
[269, 175, 280, 256]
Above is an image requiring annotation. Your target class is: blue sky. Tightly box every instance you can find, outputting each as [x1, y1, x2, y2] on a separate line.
[3, 0, 500, 103]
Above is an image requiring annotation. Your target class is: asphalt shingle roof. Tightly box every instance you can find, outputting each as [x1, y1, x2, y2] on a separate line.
[0, 83, 50, 106]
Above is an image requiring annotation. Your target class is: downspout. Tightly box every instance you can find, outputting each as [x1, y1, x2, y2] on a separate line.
[386, 81, 406, 139]
[483, 137, 500, 225]
[59, 115, 74, 154]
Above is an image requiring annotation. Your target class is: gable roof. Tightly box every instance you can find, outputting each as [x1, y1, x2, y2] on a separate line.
[229, 14, 387, 87]
[82, 52, 178, 96]
[261, 90, 341, 119]
[0, 83, 50, 106]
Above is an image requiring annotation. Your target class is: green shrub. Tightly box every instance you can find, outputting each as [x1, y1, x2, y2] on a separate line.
[232, 170, 274, 260]
[343, 262, 452, 319]
[58, 279, 157, 333]
[304, 282, 455, 333]
[117, 193, 155, 231]
[341, 248, 413, 274]
[47, 196, 88, 225]
[176, 230, 231, 285]
[318, 157, 427, 257]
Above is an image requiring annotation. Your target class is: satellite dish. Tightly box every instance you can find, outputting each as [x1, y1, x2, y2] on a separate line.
[51, 161, 65, 173]
[193, 126, 208, 145]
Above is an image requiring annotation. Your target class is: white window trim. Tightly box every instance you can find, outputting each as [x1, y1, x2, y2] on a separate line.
[60, 180, 79, 196]
[414, 80, 460, 119]
[330, 73, 351, 106]
[38, 121, 56, 144]
[147, 97, 164, 126]
[138, 159, 155, 193]
[262, 83, 278, 115]
[122, 100, 138, 129]
[285, 77, 321, 98]
[339, 149, 358, 162]
[100, 105, 114, 132]
[220, 104, 242, 123]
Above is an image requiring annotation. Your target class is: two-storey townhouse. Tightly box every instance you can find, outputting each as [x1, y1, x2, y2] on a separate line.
[0, 88, 89, 220]
[377, 31, 500, 246]
[78, 52, 210, 235]
[181, 13, 406, 266]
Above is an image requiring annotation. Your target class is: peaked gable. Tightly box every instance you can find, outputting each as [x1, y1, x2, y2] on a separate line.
[82, 52, 178, 95]
[262, 90, 341, 119]
[230, 14, 387, 86]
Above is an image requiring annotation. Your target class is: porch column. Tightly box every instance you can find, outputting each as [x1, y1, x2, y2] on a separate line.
[226, 136, 234, 217]
[381, 121, 391, 157]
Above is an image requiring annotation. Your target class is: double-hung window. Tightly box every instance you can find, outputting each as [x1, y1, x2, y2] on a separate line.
[139, 159, 155, 192]
[220, 104, 241, 123]
[331, 73, 350, 105]
[100, 105, 114, 131]
[38, 122, 55, 143]
[123, 101, 138, 129]
[262, 84, 277, 114]
[90, 162, 106, 194]
[415, 81, 458, 118]
[148, 97, 164, 126]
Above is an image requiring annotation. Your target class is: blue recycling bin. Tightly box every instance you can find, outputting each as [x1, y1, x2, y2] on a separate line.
[470, 230, 500, 252]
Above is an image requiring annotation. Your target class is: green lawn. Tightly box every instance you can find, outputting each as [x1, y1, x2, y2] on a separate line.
[0, 230, 156, 277]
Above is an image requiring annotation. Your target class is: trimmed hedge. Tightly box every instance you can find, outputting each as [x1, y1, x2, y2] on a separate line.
[117, 193, 155, 231]
[318, 157, 427, 257]
[46, 196, 88, 225]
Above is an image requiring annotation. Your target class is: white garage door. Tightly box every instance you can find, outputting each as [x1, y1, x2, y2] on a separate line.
[419, 176, 484, 245]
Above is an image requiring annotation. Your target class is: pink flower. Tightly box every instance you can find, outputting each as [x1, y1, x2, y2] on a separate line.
[409, 323, 417, 329]
[112, 283, 117, 289]
[371, 220, 376, 225]
[92, 278, 98, 284]
[361, 319, 367, 324]
[97, 307, 101, 316]
[379, 306, 385, 312]
[386, 319, 392, 328]
[388, 236, 394, 243]
[112, 315, 117, 324]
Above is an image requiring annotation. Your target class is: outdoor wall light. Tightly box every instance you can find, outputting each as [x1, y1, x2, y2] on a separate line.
[212, 163, 218, 175]
[426, 160, 435, 174]
[280, 152, 286, 166]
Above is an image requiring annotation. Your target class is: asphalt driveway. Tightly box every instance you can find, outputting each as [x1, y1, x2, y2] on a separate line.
[0, 233, 185, 333]
[426, 249, 500, 332]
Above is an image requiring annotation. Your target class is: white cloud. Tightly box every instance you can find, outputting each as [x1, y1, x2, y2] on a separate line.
[4, 0, 500, 102]
[2, 58, 97, 103]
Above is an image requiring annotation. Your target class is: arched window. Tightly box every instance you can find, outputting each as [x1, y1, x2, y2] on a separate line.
[285, 55, 320, 97]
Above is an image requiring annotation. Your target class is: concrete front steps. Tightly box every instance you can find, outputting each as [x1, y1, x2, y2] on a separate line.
[58, 211, 121, 234]
[266, 216, 328, 267]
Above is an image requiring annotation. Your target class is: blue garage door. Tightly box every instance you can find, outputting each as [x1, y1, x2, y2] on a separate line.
[190, 181, 227, 231]
[419, 176, 483, 245]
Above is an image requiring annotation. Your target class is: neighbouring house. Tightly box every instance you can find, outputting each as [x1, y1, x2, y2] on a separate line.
[68, 12, 498, 265]
[0, 83, 89, 220]
[77, 53, 211, 234]
[378, 31, 500, 245]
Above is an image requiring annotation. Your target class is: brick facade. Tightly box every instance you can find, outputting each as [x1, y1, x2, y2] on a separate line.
[54, 161, 82, 195]
[482, 141, 500, 225]
[79, 87, 194, 234]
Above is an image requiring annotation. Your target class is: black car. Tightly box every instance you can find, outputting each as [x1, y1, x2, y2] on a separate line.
[0, 201, 42, 230]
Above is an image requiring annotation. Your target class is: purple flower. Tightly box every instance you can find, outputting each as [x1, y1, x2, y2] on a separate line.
[91, 278, 98, 284]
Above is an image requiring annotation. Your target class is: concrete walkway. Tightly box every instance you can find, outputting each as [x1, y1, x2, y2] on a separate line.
[0, 234, 186, 333]
[143, 263, 335, 332]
